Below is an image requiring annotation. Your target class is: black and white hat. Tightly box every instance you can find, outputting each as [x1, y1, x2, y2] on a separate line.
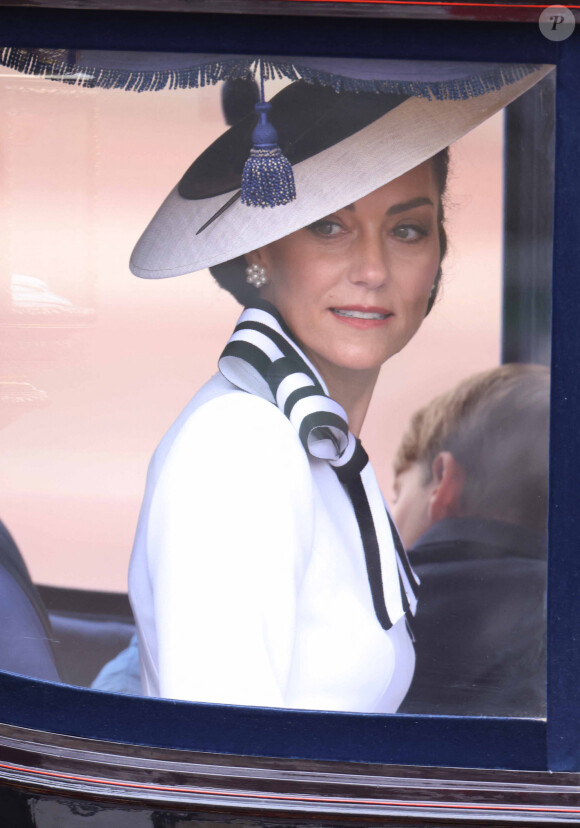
[128, 59, 553, 280]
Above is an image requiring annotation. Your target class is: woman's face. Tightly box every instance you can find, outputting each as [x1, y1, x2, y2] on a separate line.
[250, 161, 441, 382]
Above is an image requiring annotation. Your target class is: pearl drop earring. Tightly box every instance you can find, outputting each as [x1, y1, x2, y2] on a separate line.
[245, 263, 269, 288]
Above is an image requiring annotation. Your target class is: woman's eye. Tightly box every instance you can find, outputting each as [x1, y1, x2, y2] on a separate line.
[308, 219, 343, 237]
[393, 224, 428, 242]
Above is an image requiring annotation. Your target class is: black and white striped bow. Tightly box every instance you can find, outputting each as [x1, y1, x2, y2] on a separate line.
[218, 301, 418, 629]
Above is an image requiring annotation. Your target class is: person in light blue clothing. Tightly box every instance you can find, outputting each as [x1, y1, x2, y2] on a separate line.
[92, 633, 141, 695]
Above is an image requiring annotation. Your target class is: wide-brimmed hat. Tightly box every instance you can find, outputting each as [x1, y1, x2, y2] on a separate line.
[129, 59, 553, 280]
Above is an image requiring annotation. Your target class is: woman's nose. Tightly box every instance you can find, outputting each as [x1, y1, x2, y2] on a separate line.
[348, 232, 389, 289]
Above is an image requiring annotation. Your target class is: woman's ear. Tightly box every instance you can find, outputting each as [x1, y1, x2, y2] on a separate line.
[245, 247, 268, 269]
[427, 451, 465, 524]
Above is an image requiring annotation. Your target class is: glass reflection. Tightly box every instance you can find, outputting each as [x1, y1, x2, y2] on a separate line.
[0, 55, 552, 718]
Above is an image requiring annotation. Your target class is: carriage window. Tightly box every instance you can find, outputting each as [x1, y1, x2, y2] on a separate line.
[0, 52, 553, 719]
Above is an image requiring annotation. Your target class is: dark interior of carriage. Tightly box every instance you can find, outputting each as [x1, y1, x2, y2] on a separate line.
[39, 585, 135, 688]
[0, 516, 135, 688]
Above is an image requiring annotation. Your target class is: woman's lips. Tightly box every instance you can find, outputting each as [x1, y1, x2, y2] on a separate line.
[330, 306, 393, 329]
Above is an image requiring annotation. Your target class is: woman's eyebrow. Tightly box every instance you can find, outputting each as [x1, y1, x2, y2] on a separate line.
[387, 197, 434, 216]
[338, 196, 434, 216]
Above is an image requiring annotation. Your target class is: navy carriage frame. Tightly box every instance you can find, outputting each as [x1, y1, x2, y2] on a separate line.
[0, 0, 576, 777]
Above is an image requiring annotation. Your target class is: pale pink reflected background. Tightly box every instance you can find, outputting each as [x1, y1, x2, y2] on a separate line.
[0, 68, 502, 591]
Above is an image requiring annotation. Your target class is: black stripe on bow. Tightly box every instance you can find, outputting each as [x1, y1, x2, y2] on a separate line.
[220, 340, 272, 377]
[397, 563, 411, 618]
[298, 411, 348, 456]
[331, 439, 395, 630]
[268, 355, 320, 388]
[388, 511, 421, 591]
[332, 438, 369, 477]
[343, 474, 394, 631]
[282, 386, 320, 419]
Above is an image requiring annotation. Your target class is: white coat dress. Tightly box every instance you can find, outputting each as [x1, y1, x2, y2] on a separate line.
[129, 372, 415, 712]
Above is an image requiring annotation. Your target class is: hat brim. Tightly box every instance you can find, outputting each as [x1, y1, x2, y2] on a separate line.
[130, 64, 553, 279]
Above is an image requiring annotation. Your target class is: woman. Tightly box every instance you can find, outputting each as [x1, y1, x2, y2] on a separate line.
[128, 61, 550, 712]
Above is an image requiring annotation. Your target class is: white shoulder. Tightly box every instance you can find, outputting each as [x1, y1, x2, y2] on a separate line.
[165, 387, 308, 480]
[148, 387, 315, 566]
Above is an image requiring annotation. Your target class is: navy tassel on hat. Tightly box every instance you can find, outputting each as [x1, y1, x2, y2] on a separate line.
[241, 68, 296, 208]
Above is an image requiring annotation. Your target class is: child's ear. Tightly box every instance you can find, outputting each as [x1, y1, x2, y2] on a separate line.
[427, 451, 466, 524]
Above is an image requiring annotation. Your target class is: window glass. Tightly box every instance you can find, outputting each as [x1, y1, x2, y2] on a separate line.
[0, 53, 553, 719]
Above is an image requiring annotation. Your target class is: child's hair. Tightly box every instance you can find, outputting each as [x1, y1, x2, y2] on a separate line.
[393, 364, 550, 532]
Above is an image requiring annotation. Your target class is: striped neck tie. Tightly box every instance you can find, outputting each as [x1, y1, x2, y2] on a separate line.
[219, 301, 418, 630]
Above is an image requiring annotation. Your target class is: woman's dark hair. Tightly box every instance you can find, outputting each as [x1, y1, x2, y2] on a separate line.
[210, 147, 450, 315]
[428, 146, 450, 315]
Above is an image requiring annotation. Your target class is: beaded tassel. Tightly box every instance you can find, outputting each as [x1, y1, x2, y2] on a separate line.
[241, 66, 296, 208]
